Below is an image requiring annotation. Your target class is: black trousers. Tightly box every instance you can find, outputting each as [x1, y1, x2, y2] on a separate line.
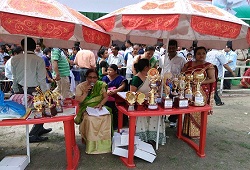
[18, 84, 44, 136]
[223, 71, 233, 89]
[214, 80, 222, 105]
[79, 68, 89, 82]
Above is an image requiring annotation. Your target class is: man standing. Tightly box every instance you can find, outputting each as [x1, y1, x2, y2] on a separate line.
[107, 45, 125, 68]
[74, 49, 96, 82]
[11, 37, 51, 143]
[235, 49, 248, 77]
[163, 40, 187, 127]
[34, 43, 43, 58]
[51, 48, 72, 99]
[223, 46, 237, 89]
[124, 44, 139, 80]
[206, 49, 236, 106]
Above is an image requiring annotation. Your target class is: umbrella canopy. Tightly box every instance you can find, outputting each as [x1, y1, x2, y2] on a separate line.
[95, 0, 250, 49]
[0, 0, 110, 49]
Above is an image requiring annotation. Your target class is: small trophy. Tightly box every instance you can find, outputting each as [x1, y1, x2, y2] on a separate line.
[44, 90, 57, 117]
[33, 94, 44, 119]
[185, 74, 193, 101]
[147, 68, 161, 110]
[52, 92, 63, 113]
[193, 72, 205, 106]
[174, 74, 189, 108]
[135, 92, 145, 111]
[125, 91, 136, 111]
[162, 72, 173, 109]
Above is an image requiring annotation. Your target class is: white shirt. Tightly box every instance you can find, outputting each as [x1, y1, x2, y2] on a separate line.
[107, 53, 125, 67]
[125, 53, 135, 74]
[163, 54, 187, 76]
[5, 57, 13, 80]
[206, 49, 227, 78]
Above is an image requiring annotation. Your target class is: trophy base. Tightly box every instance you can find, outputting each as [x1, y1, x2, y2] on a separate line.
[56, 105, 63, 113]
[128, 105, 135, 111]
[135, 103, 145, 111]
[162, 98, 173, 109]
[194, 96, 205, 106]
[194, 102, 205, 107]
[148, 104, 158, 110]
[44, 105, 57, 117]
[174, 97, 189, 108]
[32, 110, 43, 119]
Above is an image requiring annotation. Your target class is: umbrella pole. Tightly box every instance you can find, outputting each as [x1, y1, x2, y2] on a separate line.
[24, 36, 30, 163]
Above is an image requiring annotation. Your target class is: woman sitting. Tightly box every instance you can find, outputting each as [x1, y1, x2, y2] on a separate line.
[102, 64, 128, 129]
[130, 58, 166, 145]
[97, 48, 109, 80]
[181, 46, 216, 138]
[74, 69, 112, 154]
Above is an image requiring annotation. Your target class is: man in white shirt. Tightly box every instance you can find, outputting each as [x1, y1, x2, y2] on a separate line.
[34, 43, 43, 58]
[107, 45, 125, 68]
[124, 44, 139, 80]
[235, 49, 248, 77]
[163, 40, 187, 127]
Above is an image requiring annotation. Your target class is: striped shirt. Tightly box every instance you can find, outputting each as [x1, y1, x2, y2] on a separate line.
[51, 48, 70, 77]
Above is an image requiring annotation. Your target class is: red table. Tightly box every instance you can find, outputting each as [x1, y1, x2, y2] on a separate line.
[116, 103, 212, 168]
[0, 108, 80, 170]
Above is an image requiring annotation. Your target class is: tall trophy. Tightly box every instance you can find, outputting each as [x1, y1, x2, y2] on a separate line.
[135, 92, 145, 111]
[162, 72, 173, 109]
[193, 72, 205, 106]
[32, 87, 45, 118]
[52, 92, 63, 113]
[173, 74, 189, 108]
[125, 91, 136, 111]
[44, 90, 57, 117]
[184, 74, 193, 101]
[147, 68, 161, 110]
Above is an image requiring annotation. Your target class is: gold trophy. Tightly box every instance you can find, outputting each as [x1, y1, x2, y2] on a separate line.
[125, 91, 136, 111]
[52, 92, 63, 113]
[193, 72, 205, 106]
[32, 87, 45, 118]
[135, 92, 145, 111]
[147, 68, 160, 110]
[174, 74, 189, 108]
[162, 72, 173, 109]
[44, 90, 57, 117]
[184, 74, 193, 101]
[172, 76, 179, 96]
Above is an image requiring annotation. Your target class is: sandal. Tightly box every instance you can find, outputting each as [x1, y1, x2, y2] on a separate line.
[216, 102, 224, 106]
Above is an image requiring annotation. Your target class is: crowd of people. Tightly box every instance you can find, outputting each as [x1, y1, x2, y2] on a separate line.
[0, 37, 250, 154]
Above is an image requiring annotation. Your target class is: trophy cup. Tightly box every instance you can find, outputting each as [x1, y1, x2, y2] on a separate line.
[147, 68, 160, 110]
[32, 87, 45, 118]
[135, 92, 145, 111]
[174, 74, 189, 108]
[162, 72, 173, 109]
[184, 74, 193, 101]
[193, 72, 205, 106]
[44, 90, 57, 117]
[52, 92, 63, 113]
[125, 91, 136, 111]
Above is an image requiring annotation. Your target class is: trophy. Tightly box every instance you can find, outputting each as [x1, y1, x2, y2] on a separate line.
[135, 92, 145, 111]
[32, 87, 45, 118]
[193, 72, 205, 106]
[44, 90, 57, 117]
[125, 91, 136, 111]
[147, 68, 160, 110]
[172, 76, 179, 96]
[162, 72, 173, 109]
[184, 74, 193, 101]
[174, 74, 189, 108]
[52, 92, 63, 113]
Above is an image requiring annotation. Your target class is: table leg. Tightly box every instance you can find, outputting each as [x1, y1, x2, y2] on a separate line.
[120, 116, 136, 167]
[177, 114, 183, 139]
[117, 110, 123, 133]
[198, 111, 208, 157]
[63, 120, 74, 170]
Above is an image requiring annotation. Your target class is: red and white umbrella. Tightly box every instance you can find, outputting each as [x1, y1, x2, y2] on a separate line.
[0, 0, 110, 49]
[96, 0, 250, 49]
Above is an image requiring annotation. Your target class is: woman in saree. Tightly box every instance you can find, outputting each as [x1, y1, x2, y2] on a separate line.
[102, 64, 128, 129]
[181, 46, 217, 138]
[130, 58, 166, 145]
[132, 46, 158, 75]
[74, 69, 112, 154]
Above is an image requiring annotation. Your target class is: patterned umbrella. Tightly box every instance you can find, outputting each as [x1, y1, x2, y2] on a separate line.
[96, 0, 250, 49]
[0, 0, 110, 49]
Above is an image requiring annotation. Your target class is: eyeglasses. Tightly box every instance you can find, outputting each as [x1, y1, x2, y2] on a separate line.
[87, 76, 98, 79]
